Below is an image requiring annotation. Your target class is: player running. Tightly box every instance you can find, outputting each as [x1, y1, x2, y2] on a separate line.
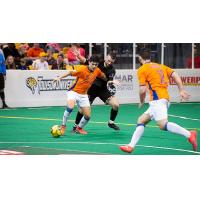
[54, 55, 112, 135]
[120, 51, 198, 153]
[72, 52, 120, 134]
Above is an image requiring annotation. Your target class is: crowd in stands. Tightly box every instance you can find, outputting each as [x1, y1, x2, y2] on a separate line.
[0, 43, 86, 70]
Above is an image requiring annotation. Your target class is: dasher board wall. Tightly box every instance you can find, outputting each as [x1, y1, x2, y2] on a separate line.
[3, 69, 200, 108]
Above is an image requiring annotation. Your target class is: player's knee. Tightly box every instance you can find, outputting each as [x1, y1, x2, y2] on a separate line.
[66, 107, 73, 113]
[111, 103, 119, 110]
[84, 115, 90, 121]
[137, 116, 144, 124]
[157, 122, 167, 130]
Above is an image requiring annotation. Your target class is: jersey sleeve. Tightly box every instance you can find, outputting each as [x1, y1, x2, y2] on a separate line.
[164, 65, 174, 78]
[97, 68, 106, 79]
[70, 66, 85, 78]
[137, 66, 146, 86]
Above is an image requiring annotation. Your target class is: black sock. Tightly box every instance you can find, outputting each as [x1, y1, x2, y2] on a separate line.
[0, 92, 6, 106]
[110, 108, 118, 122]
[75, 111, 84, 126]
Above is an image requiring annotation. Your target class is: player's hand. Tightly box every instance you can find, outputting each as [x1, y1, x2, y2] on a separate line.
[180, 90, 190, 101]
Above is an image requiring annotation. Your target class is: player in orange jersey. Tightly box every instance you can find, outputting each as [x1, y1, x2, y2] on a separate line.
[120, 51, 198, 153]
[54, 55, 109, 135]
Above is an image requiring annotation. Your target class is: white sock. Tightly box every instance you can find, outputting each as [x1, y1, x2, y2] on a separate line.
[166, 122, 191, 138]
[62, 107, 73, 126]
[78, 116, 90, 128]
[129, 125, 145, 148]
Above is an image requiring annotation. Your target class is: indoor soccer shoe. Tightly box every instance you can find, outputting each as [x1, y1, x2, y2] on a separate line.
[71, 126, 77, 133]
[188, 130, 198, 151]
[119, 145, 133, 153]
[75, 127, 88, 135]
[60, 125, 66, 135]
[108, 123, 120, 131]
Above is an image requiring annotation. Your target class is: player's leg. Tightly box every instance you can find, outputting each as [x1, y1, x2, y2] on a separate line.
[154, 99, 197, 151]
[72, 85, 97, 132]
[75, 94, 91, 134]
[0, 74, 8, 109]
[76, 106, 91, 134]
[99, 88, 120, 130]
[157, 119, 197, 151]
[107, 96, 120, 130]
[61, 91, 76, 135]
[120, 112, 151, 153]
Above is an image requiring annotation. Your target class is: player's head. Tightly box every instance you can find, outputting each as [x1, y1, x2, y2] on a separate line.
[88, 55, 100, 71]
[138, 50, 151, 65]
[105, 52, 116, 67]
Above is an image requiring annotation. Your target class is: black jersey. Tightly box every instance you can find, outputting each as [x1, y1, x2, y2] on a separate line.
[94, 61, 116, 88]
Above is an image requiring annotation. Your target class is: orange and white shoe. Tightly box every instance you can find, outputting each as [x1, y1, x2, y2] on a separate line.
[119, 145, 133, 153]
[188, 130, 198, 151]
[60, 125, 66, 135]
[75, 126, 88, 135]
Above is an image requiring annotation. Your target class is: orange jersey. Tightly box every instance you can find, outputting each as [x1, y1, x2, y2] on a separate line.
[70, 65, 105, 94]
[137, 62, 174, 101]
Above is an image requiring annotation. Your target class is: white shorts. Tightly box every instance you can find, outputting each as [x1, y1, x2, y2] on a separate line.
[144, 99, 170, 121]
[67, 91, 90, 108]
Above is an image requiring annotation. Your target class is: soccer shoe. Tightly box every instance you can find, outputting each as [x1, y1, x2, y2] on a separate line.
[2, 104, 9, 109]
[188, 130, 198, 151]
[60, 125, 66, 135]
[75, 126, 88, 135]
[108, 122, 120, 131]
[119, 145, 133, 153]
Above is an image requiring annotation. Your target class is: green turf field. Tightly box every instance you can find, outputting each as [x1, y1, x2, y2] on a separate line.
[0, 103, 199, 155]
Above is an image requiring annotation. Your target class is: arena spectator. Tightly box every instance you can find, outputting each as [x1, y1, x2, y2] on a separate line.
[32, 52, 49, 70]
[67, 43, 85, 65]
[2, 43, 20, 60]
[46, 49, 56, 67]
[6, 55, 16, 69]
[18, 58, 29, 70]
[52, 54, 66, 70]
[27, 43, 44, 60]
[46, 43, 61, 53]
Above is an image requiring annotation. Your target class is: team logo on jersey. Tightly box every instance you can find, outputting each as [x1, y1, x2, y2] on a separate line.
[107, 82, 117, 95]
[26, 77, 37, 94]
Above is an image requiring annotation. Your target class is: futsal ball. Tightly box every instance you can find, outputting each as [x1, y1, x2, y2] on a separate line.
[51, 125, 62, 137]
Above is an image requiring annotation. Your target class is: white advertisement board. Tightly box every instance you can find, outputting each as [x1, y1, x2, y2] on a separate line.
[2, 69, 200, 108]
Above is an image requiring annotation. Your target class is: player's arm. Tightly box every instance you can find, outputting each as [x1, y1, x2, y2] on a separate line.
[137, 67, 147, 108]
[171, 72, 190, 101]
[73, 48, 87, 63]
[139, 85, 147, 108]
[53, 70, 76, 82]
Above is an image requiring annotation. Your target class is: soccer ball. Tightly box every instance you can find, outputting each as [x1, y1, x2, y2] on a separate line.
[51, 125, 62, 137]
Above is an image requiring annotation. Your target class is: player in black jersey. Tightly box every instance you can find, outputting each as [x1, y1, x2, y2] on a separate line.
[72, 51, 120, 133]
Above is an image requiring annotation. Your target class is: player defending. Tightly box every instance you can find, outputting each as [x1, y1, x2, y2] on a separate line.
[54, 55, 109, 135]
[72, 52, 120, 134]
[120, 51, 198, 153]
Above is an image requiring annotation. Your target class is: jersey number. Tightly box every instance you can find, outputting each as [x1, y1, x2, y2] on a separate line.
[157, 69, 165, 84]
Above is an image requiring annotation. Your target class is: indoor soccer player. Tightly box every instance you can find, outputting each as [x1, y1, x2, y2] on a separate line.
[72, 52, 120, 134]
[0, 49, 9, 109]
[54, 55, 109, 135]
[120, 51, 198, 153]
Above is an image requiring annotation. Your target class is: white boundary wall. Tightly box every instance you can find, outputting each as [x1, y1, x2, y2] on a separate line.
[2, 69, 200, 108]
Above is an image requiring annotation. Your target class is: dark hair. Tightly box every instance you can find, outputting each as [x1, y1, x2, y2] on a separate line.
[108, 52, 116, 60]
[88, 55, 100, 63]
[140, 50, 151, 60]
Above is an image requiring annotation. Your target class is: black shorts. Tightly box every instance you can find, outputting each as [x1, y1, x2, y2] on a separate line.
[88, 84, 112, 104]
[0, 73, 5, 90]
